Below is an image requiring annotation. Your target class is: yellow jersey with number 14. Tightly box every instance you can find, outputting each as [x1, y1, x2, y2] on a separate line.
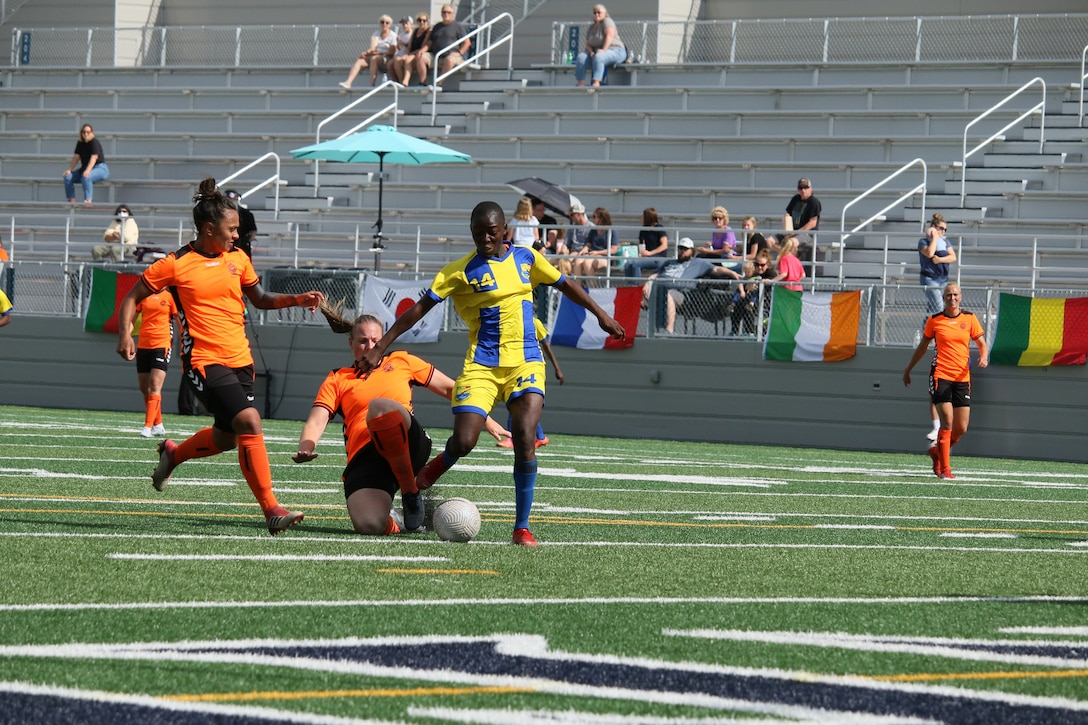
[427, 243, 562, 368]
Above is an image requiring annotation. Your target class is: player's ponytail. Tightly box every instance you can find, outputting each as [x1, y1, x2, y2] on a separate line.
[192, 177, 234, 233]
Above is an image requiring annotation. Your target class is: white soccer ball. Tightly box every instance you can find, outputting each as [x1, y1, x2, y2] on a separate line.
[432, 497, 481, 543]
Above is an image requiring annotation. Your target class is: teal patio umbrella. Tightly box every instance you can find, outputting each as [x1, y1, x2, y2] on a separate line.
[291, 125, 471, 253]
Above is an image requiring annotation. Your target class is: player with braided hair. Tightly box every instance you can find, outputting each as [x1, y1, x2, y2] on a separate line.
[117, 177, 326, 535]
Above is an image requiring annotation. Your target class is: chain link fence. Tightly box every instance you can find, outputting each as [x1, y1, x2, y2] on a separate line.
[551, 13, 1088, 66]
[10, 258, 1085, 349]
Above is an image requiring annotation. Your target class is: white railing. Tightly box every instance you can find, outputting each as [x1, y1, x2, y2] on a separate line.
[216, 152, 285, 219]
[959, 77, 1046, 205]
[429, 13, 515, 124]
[839, 158, 928, 283]
[310, 81, 401, 196]
[1080, 43, 1088, 127]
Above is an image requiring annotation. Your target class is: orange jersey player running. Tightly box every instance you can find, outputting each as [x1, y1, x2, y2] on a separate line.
[293, 314, 507, 535]
[133, 290, 177, 438]
[902, 283, 989, 480]
[116, 177, 326, 535]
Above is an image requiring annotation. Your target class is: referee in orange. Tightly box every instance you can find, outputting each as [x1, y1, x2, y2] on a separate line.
[117, 177, 325, 535]
[902, 283, 989, 479]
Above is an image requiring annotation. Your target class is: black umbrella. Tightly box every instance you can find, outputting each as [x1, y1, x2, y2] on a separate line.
[506, 177, 583, 219]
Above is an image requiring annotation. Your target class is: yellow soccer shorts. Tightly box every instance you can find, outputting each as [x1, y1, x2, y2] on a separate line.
[451, 361, 546, 417]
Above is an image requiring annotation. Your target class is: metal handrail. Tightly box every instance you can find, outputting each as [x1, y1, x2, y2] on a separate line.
[839, 159, 927, 283]
[430, 13, 514, 125]
[1080, 43, 1088, 127]
[959, 77, 1046, 205]
[217, 152, 284, 219]
[311, 80, 400, 196]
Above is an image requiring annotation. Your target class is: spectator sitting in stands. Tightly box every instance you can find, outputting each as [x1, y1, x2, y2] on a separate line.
[530, 197, 559, 253]
[339, 15, 398, 89]
[698, 206, 741, 267]
[554, 202, 594, 276]
[505, 197, 540, 249]
[224, 190, 257, 259]
[730, 260, 760, 336]
[390, 16, 414, 78]
[740, 216, 770, 259]
[571, 207, 616, 278]
[780, 177, 821, 269]
[93, 205, 139, 262]
[63, 124, 109, 207]
[764, 237, 806, 292]
[575, 4, 626, 89]
[641, 237, 740, 335]
[420, 4, 470, 86]
[623, 207, 669, 278]
[390, 13, 429, 85]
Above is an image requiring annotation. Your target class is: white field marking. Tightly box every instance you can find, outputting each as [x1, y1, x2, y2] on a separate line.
[0, 467, 107, 480]
[0, 681, 393, 725]
[405, 706, 822, 725]
[938, 532, 1018, 539]
[662, 629, 1088, 669]
[1066, 541, 1088, 547]
[453, 464, 775, 488]
[0, 495, 346, 510]
[1001, 627, 1088, 636]
[694, 515, 777, 522]
[5, 594, 1088, 615]
[106, 553, 449, 563]
[0, 531, 1082, 557]
[6, 634, 1087, 720]
[273, 488, 341, 495]
[811, 524, 897, 530]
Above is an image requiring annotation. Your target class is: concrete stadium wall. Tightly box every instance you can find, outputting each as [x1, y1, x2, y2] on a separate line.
[2, 316, 1086, 463]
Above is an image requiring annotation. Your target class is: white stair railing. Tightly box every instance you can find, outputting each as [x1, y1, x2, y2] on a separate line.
[310, 80, 401, 196]
[217, 152, 285, 219]
[1079, 43, 1088, 127]
[959, 77, 1046, 206]
[429, 13, 514, 124]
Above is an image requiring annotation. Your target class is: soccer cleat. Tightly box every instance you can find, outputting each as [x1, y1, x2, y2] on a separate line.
[926, 427, 939, 442]
[940, 470, 956, 480]
[512, 528, 539, 547]
[151, 439, 178, 491]
[265, 506, 304, 535]
[140, 427, 153, 438]
[402, 491, 425, 532]
[151, 424, 167, 436]
[927, 443, 941, 478]
[534, 436, 550, 449]
[415, 454, 450, 490]
[495, 437, 514, 449]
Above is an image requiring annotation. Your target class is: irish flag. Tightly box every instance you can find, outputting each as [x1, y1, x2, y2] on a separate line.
[551, 286, 640, 350]
[990, 293, 1088, 366]
[84, 267, 141, 333]
[764, 288, 862, 362]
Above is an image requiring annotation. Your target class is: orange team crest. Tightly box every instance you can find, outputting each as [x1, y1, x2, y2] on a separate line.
[226, 261, 241, 277]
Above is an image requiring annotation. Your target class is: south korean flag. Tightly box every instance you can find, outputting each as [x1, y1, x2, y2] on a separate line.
[362, 275, 444, 343]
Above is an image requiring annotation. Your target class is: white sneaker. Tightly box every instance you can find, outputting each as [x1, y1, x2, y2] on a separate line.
[151, 424, 166, 436]
[140, 427, 153, 438]
[926, 428, 939, 442]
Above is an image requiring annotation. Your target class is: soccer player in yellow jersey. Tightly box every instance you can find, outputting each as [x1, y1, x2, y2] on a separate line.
[359, 201, 626, 546]
[293, 315, 507, 535]
[903, 283, 989, 479]
[116, 178, 326, 535]
[133, 290, 177, 438]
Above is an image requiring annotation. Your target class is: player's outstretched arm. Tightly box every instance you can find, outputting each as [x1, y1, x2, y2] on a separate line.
[244, 284, 325, 311]
[360, 296, 438, 372]
[554, 278, 625, 341]
[293, 406, 332, 463]
[116, 279, 154, 360]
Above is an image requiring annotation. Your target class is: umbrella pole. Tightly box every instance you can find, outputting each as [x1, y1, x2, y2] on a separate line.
[372, 153, 386, 272]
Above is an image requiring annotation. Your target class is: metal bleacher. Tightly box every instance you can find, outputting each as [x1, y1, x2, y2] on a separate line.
[1, 15, 1086, 294]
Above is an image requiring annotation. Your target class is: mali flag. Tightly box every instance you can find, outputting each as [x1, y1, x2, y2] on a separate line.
[763, 288, 862, 362]
[84, 267, 141, 333]
[990, 293, 1088, 366]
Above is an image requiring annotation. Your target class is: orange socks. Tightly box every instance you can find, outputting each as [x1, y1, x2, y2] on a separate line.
[938, 429, 952, 474]
[174, 427, 222, 464]
[237, 432, 278, 511]
[369, 410, 417, 495]
[143, 394, 162, 427]
[384, 516, 401, 535]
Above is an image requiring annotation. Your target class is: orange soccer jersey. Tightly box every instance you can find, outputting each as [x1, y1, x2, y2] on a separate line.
[313, 351, 435, 461]
[924, 310, 984, 383]
[142, 244, 259, 374]
[136, 291, 177, 350]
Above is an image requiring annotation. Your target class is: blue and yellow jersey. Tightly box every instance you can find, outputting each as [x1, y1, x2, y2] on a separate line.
[427, 244, 563, 367]
[0, 290, 11, 317]
[533, 317, 547, 343]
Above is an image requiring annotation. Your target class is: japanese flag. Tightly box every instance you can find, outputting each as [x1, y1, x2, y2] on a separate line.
[362, 275, 444, 343]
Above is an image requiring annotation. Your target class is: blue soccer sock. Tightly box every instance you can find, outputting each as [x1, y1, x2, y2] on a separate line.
[441, 450, 460, 469]
[513, 460, 538, 530]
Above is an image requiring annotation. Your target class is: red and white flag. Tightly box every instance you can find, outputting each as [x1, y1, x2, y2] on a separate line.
[362, 276, 444, 343]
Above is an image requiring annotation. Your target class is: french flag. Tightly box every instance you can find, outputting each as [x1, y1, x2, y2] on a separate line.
[550, 286, 641, 350]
